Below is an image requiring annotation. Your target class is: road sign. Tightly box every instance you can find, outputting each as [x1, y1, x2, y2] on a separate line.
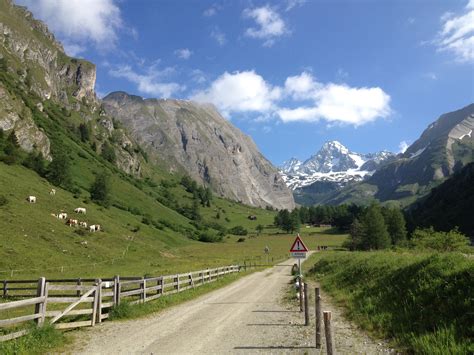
[290, 234, 309, 253]
[291, 252, 307, 259]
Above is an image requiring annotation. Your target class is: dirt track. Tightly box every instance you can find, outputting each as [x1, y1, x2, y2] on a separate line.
[69, 259, 394, 354]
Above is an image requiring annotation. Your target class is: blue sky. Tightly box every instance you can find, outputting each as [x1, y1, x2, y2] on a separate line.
[17, 0, 474, 165]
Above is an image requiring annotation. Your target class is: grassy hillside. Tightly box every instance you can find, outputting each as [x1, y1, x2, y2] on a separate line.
[305, 251, 473, 354]
[0, 160, 347, 279]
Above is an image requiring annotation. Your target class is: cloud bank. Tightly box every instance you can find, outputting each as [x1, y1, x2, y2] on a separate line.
[192, 71, 391, 126]
[18, 0, 124, 55]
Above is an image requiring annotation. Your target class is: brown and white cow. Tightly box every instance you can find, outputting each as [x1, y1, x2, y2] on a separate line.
[66, 218, 78, 227]
[58, 212, 68, 220]
[74, 207, 86, 214]
[79, 221, 88, 228]
[26, 196, 36, 203]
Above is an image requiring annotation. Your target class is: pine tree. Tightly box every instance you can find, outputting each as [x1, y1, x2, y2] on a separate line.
[90, 171, 111, 207]
[46, 151, 71, 187]
[361, 204, 391, 250]
[347, 218, 366, 250]
[384, 208, 407, 245]
[2, 130, 21, 164]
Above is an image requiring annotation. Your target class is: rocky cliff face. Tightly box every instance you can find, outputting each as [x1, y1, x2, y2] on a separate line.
[103, 92, 295, 210]
[0, 0, 141, 174]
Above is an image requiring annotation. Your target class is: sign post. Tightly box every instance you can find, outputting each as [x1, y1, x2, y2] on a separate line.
[290, 234, 309, 276]
[290, 234, 309, 311]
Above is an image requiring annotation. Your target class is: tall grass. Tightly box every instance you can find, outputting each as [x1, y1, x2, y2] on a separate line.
[0, 323, 65, 355]
[306, 251, 473, 354]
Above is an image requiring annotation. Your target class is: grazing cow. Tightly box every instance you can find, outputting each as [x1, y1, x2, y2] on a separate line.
[58, 213, 68, 220]
[50, 188, 56, 196]
[79, 221, 88, 228]
[74, 207, 86, 214]
[248, 215, 257, 220]
[66, 218, 78, 227]
[26, 196, 36, 203]
[89, 224, 101, 232]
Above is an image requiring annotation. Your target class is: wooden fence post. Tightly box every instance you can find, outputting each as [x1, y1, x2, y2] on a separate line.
[200, 271, 204, 285]
[315, 287, 322, 348]
[157, 277, 163, 296]
[207, 269, 210, 282]
[323, 311, 334, 355]
[299, 277, 303, 312]
[2, 280, 7, 298]
[216, 268, 219, 280]
[141, 277, 146, 303]
[76, 278, 82, 297]
[175, 274, 180, 292]
[96, 279, 102, 324]
[92, 282, 98, 326]
[34, 277, 46, 326]
[116, 275, 121, 305]
[112, 275, 119, 306]
[189, 274, 194, 289]
[304, 282, 309, 326]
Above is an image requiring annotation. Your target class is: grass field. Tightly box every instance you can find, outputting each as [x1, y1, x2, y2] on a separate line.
[305, 251, 474, 354]
[0, 162, 347, 280]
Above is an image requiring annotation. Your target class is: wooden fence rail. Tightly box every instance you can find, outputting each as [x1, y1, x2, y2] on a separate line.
[0, 264, 242, 342]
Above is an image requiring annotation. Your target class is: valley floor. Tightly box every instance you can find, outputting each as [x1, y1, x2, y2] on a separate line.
[66, 257, 393, 354]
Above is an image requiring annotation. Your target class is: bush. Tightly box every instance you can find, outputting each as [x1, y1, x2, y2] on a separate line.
[0, 195, 8, 206]
[198, 232, 223, 243]
[410, 227, 470, 252]
[237, 237, 246, 243]
[228, 225, 248, 236]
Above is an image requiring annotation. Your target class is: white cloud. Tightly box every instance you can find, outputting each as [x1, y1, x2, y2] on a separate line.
[436, 0, 474, 62]
[191, 70, 391, 126]
[190, 69, 207, 84]
[62, 42, 86, 57]
[203, 3, 222, 17]
[243, 6, 288, 47]
[174, 48, 192, 60]
[423, 72, 438, 80]
[109, 65, 184, 98]
[18, 0, 124, 52]
[285, 0, 306, 12]
[284, 71, 320, 100]
[210, 27, 227, 46]
[191, 70, 281, 114]
[399, 141, 409, 153]
[407, 17, 416, 25]
[279, 83, 391, 126]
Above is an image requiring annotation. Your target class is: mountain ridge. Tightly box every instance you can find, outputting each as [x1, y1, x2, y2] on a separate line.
[103, 91, 295, 210]
[280, 140, 395, 190]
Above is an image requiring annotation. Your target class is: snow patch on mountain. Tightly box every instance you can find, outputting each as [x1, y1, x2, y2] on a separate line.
[280, 141, 395, 190]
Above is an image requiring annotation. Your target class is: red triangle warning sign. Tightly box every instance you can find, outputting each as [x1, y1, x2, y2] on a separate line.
[290, 234, 309, 252]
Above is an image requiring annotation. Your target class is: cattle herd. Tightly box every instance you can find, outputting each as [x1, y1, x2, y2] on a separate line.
[27, 190, 102, 233]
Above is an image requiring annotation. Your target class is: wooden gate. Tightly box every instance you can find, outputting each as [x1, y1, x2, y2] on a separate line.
[45, 282, 100, 329]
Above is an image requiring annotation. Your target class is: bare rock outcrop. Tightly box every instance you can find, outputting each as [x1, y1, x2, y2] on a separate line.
[103, 92, 295, 210]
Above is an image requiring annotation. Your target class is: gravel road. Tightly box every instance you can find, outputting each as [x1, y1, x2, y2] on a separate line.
[69, 259, 394, 354]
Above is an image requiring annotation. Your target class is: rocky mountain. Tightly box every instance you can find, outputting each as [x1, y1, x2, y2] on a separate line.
[102, 92, 295, 210]
[0, 0, 145, 175]
[280, 140, 395, 190]
[406, 162, 474, 240]
[321, 104, 474, 206]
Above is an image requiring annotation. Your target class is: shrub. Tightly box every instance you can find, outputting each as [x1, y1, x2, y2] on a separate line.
[237, 237, 246, 243]
[410, 227, 470, 252]
[198, 232, 223, 243]
[228, 225, 248, 236]
[0, 195, 8, 206]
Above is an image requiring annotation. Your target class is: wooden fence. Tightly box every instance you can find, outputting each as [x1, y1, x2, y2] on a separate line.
[0, 265, 240, 342]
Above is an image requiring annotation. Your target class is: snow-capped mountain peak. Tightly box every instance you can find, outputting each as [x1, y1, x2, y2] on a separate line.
[279, 141, 395, 190]
[280, 157, 302, 174]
